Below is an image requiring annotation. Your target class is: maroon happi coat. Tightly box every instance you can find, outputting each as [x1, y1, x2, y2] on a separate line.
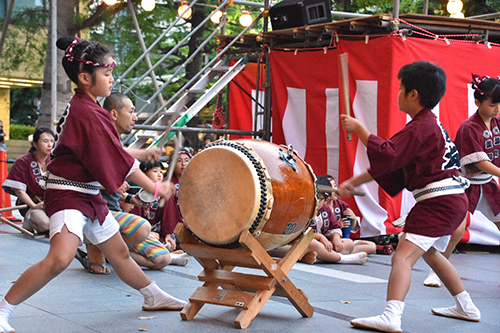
[367, 108, 468, 237]
[455, 111, 500, 215]
[159, 175, 184, 241]
[45, 89, 135, 223]
[309, 205, 341, 237]
[131, 175, 184, 243]
[2, 151, 47, 216]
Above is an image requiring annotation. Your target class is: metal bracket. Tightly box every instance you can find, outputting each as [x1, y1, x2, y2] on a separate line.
[279, 145, 297, 171]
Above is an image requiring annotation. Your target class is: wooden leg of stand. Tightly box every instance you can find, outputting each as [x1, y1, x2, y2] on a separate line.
[181, 285, 209, 320]
[234, 289, 274, 329]
[239, 230, 314, 318]
[280, 228, 314, 273]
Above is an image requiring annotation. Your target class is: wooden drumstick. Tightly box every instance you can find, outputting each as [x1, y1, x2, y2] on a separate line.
[158, 132, 183, 208]
[317, 184, 365, 197]
[0, 215, 35, 237]
[339, 52, 352, 141]
[0, 204, 28, 213]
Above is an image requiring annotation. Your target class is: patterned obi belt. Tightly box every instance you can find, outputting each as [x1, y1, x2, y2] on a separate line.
[412, 176, 469, 203]
[41, 173, 101, 195]
[467, 173, 493, 185]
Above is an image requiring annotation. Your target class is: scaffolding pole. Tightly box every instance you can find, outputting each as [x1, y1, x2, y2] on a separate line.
[133, 124, 261, 137]
[127, 0, 164, 105]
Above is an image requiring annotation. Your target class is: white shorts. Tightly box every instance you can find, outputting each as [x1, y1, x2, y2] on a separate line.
[476, 187, 500, 222]
[49, 209, 119, 245]
[404, 232, 451, 252]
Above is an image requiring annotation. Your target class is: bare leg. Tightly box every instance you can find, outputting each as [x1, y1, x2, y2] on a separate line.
[83, 219, 151, 272]
[423, 247, 464, 296]
[308, 239, 341, 262]
[86, 243, 110, 274]
[339, 238, 354, 254]
[386, 235, 424, 301]
[309, 239, 367, 264]
[97, 232, 152, 289]
[130, 252, 170, 270]
[5, 226, 80, 305]
[424, 218, 466, 287]
[28, 209, 50, 233]
[353, 240, 377, 255]
[442, 218, 466, 259]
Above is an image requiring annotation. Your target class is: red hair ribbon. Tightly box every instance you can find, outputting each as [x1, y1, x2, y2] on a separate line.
[471, 73, 491, 97]
[64, 36, 115, 68]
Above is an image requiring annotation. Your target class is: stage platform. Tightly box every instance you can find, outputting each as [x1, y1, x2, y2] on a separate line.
[1, 217, 499, 333]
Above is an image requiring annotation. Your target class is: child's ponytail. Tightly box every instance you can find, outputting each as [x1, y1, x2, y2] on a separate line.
[56, 36, 114, 84]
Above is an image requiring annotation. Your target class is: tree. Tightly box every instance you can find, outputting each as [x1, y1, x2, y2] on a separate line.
[10, 87, 41, 125]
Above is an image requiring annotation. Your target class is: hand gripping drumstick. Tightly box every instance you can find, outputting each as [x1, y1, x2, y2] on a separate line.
[317, 184, 365, 197]
[139, 132, 183, 208]
[339, 53, 352, 141]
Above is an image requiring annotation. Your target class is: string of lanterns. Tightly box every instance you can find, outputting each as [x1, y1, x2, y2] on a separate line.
[103, 0, 255, 26]
[103, 0, 155, 11]
[178, 3, 254, 27]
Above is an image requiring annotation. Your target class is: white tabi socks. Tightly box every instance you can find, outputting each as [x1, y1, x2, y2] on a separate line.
[0, 298, 17, 333]
[423, 269, 441, 288]
[338, 252, 368, 265]
[139, 281, 187, 311]
[169, 252, 189, 266]
[432, 290, 480, 322]
[351, 300, 404, 333]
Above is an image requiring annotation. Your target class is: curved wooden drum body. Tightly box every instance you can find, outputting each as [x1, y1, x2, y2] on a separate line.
[179, 139, 318, 251]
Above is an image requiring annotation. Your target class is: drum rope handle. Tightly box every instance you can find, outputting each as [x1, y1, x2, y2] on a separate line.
[209, 141, 269, 234]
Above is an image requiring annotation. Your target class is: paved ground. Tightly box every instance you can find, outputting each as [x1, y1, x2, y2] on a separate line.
[1, 212, 500, 333]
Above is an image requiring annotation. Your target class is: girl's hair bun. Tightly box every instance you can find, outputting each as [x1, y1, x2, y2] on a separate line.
[56, 36, 76, 51]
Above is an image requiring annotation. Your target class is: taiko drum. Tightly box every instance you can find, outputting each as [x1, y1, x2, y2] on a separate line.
[179, 139, 318, 251]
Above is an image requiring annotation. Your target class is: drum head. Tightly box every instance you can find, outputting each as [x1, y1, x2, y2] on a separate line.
[179, 146, 260, 245]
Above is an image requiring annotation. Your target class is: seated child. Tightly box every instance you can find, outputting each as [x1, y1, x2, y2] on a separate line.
[322, 175, 390, 255]
[301, 176, 368, 265]
[131, 160, 188, 262]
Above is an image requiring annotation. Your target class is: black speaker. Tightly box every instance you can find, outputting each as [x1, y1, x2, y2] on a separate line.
[269, 0, 332, 31]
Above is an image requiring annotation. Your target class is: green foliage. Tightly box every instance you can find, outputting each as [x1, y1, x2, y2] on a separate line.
[10, 88, 41, 126]
[9, 123, 36, 140]
[0, 7, 47, 76]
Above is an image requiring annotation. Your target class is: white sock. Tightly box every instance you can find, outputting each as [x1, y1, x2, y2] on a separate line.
[338, 252, 368, 264]
[139, 281, 160, 301]
[170, 252, 189, 266]
[139, 281, 186, 310]
[424, 269, 441, 287]
[351, 300, 404, 332]
[455, 291, 481, 318]
[432, 290, 480, 321]
[383, 300, 404, 327]
[0, 298, 17, 333]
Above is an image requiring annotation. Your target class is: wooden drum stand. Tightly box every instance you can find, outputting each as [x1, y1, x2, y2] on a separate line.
[174, 223, 315, 329]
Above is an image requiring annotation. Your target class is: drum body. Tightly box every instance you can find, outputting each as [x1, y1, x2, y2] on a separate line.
[179, 139, 317, 251]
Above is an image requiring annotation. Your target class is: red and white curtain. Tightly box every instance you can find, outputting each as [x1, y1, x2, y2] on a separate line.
[228, 37, 500, 245]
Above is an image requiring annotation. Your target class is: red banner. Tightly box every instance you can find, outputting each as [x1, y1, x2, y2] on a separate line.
[229, 37, 500, 245]
[227, 62, 265, 140]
